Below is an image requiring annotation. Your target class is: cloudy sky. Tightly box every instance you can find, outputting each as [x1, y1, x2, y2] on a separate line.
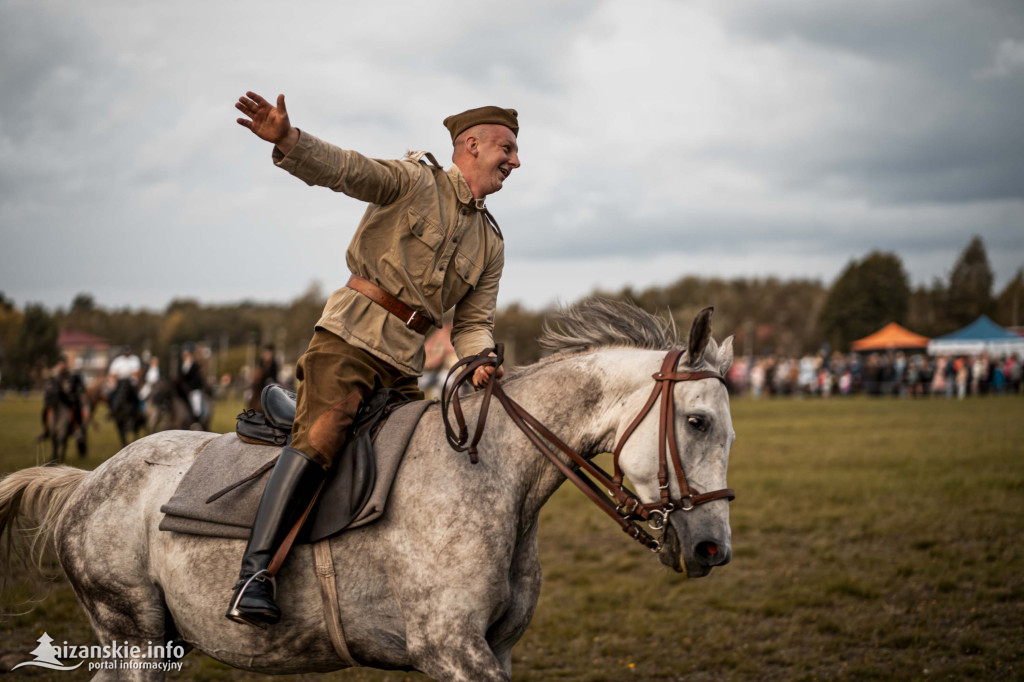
[2, 0, 1022, 312]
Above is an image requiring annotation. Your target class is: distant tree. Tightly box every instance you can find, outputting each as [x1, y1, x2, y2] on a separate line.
[0, 299, 23, 386]
[494, 302, 548, 366]
[284, 281, 327, 359]
[819, 251, 910, 351]
[907, 278, 950, 338]
[70, 292, 96, 315]
[996, 269, 1024, 328]
[6, 304, 59, 388]
[946, 236, 994, 327]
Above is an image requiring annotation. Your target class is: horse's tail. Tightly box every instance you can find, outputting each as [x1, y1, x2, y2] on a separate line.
[0, 466, 88, 588]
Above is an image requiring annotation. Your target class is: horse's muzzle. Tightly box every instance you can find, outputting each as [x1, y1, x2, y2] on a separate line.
[659, 512, 732, 578]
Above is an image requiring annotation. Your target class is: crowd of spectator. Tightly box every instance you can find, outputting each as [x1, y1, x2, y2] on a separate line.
[728, 352, 1023, 399]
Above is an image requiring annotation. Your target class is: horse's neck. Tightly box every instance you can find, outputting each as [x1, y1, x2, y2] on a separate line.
[495, 349, 654, 521]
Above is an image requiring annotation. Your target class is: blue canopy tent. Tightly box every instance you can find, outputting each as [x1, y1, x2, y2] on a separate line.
[927, 315, 1024, 357]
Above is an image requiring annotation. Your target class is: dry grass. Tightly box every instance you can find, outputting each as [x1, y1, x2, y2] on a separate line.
[1, 393, 1021, 680]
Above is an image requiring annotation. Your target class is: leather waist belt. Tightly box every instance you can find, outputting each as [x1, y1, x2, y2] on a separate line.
[346, 275, 435, 335]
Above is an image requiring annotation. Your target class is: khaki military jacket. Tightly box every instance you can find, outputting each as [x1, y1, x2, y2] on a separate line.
[273, 131, 504, 376]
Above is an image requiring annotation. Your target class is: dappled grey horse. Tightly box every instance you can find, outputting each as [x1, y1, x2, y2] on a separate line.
[0, 300, 736, 681]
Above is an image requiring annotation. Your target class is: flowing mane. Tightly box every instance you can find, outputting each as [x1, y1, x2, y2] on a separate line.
[538, 298, 680, 355]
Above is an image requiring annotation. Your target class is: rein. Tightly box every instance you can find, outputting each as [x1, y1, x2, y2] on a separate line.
[441, 344, 735, 552]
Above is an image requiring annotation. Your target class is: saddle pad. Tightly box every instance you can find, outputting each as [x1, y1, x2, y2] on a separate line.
[158, 399, 435, 540]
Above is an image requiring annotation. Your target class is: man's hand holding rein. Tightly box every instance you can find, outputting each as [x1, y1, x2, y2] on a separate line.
[472, 353, 504, 388]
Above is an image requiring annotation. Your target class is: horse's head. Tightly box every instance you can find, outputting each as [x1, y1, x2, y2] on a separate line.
[539, 299, 736, 577]
[614, 307, 735, 578]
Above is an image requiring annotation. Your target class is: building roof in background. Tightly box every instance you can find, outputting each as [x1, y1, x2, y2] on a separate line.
[57, 329, 110, 347]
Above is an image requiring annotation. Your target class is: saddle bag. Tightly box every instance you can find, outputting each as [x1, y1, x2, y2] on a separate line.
[235, 384, 295, 446]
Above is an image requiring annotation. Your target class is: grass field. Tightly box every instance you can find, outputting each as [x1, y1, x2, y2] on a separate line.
[1, 393, 1022, 681]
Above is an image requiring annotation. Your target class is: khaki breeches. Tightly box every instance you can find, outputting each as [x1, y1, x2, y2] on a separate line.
[291, 328, 423, 468]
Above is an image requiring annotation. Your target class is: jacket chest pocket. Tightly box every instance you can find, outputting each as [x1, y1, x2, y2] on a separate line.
[453, 250, 484, 289]
[404, 208, 444, 280]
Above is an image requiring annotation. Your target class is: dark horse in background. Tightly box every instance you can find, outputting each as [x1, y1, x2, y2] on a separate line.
[41, 401, 86, 464]
[145, 378, 213, 433]
[40, 375, 88, 464]
[109, 378, 146, 447]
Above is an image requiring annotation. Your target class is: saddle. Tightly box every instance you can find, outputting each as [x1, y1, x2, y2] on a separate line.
[159, 385, 434, 543]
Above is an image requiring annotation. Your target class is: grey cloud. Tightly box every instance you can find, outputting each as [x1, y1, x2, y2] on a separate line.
[504, 197, 1024, 264]
[706, 0, 1024, 204]
[718, 0, 1024, 74]
[417, 1, 599, 92]
[1, 0, 1021, 313]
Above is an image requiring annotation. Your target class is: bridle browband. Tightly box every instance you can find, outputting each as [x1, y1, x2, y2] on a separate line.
[441, 344, 735, 552]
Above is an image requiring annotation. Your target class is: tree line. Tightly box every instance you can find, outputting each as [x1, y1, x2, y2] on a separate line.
[1, 236, 1020, 389]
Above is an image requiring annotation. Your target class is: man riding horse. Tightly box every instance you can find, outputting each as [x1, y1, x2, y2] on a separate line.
[177, 342, 209, 428]
[107, 345, 142, 416]
[228, 91, 520, 627]
[40, 355, 86, 443]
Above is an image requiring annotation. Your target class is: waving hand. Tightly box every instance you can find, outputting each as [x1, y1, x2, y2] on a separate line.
[236, 91, 299, 153]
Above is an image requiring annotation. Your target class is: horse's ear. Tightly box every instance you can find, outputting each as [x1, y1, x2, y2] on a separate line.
[717, 335, 735, 375]
[685, 307, 714, 366]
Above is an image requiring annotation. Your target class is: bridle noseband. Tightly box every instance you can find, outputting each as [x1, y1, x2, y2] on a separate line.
[442, 344, 735, 552]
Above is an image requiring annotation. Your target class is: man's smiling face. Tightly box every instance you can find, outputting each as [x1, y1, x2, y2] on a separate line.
[476, 125, 520, 197]
[457, 124, 520, 200]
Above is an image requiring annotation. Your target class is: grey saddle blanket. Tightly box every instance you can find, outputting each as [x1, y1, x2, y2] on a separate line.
[158, 399, 434, 541]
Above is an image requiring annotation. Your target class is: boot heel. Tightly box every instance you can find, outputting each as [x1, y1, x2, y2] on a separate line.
[225, 607, 269, 629]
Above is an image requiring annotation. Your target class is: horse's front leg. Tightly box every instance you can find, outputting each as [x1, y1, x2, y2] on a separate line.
[405, 614, 510, 682]
[396, 555, 513, 681]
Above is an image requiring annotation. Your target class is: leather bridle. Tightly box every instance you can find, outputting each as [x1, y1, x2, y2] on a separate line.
[441, 344, 735, 552]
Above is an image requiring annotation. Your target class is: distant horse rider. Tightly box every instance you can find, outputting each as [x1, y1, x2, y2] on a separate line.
[249, 343, 280, 411]
[139, 355, 161, 407]
[41, 355, 86, 441]
[177, 343, 208, 428]
[226, 91, 518, 627]
[107, 345, 142, 418]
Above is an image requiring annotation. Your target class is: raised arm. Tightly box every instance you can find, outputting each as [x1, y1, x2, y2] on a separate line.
[236, 91, 300, 156]
[236, 90, 413, 204]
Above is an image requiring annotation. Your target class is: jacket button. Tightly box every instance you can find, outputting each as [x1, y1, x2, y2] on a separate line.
[461, 208, 469, 216]
[439, 265, 445, 271]
[452, 236, 459, 243]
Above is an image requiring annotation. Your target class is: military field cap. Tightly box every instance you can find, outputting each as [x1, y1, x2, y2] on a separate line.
[443, 106, 519, 142]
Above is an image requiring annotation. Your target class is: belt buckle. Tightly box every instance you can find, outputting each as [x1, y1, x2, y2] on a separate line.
[405, 311, 421, 330]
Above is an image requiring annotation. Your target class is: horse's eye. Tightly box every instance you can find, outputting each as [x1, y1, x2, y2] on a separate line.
[687, 415, 707, 431]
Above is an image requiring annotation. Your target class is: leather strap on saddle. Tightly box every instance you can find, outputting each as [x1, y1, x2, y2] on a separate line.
[313, 538, 358, 666]
[346, 275, 436, 334]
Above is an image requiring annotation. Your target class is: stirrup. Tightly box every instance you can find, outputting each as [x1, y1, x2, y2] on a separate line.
[226, 570, 277, 629]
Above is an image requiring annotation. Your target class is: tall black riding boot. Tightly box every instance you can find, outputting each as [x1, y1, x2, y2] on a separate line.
[225, 446, 325, 628]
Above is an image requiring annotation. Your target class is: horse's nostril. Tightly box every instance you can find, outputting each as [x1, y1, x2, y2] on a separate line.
[696, 541, 719, 562]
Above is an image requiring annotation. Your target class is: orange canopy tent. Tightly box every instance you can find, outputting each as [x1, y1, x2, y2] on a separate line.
[851, 322, 930, 351]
